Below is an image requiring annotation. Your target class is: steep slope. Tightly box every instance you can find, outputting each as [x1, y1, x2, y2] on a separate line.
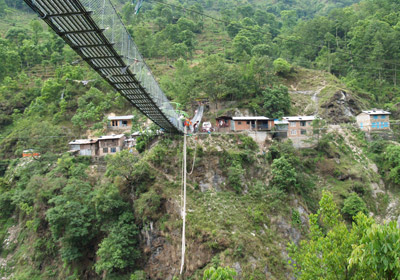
[284, 68, 370, 122]
[1, 128, 398, 279]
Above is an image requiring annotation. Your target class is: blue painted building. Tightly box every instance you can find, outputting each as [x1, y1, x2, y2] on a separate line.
[356, 110, 391, 132]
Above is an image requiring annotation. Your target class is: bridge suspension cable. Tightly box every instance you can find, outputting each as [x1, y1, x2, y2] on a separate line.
[24, 0, 184, 133]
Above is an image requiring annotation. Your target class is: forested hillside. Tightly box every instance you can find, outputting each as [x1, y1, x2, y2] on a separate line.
[1, 0, 400, 279]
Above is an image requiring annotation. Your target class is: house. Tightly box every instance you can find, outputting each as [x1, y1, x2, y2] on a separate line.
[283, 116, 316, 139]
[69, 139, 99, 156]
[108, 115, 134, 130]
[232, 117, 275, 131]
[215, 116, 232, 132]
[273, 120, 289, 139]
[356, 110, 391, 132]
[98, 134, 126, 156]
[125, 132, 141, 149]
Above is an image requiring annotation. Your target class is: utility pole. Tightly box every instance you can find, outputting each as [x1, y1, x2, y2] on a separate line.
[180, 125, 187, 277]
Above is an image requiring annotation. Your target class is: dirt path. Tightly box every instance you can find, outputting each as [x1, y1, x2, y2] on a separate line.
[290, 82, 327, 115]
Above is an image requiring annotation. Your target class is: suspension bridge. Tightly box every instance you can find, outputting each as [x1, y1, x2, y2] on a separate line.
[23, 0, 184, 133]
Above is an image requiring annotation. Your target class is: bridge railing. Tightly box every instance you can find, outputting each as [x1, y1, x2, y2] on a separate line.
[80, 0, 183, 132]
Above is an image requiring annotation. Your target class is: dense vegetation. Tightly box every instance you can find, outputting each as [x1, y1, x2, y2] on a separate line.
[1, 0, 400, 279]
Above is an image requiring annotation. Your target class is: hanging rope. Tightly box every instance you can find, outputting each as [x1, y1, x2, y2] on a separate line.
[187, 139, 197, 175]
[180, 126, 188, 276]
[180, 144, 184, 211]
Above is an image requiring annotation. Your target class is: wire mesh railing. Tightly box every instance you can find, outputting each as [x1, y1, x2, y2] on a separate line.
[81, 0, 183, 132]
[27, 0, 183, 133]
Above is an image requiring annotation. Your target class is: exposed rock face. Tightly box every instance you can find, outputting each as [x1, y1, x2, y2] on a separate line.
[320, 90, 361, 123]
[141, 199, 213, 279]
[271, 216, 301, 245]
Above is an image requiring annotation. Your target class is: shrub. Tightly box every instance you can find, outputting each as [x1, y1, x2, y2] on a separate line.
[228, 162, 244, 193]
[237, 135, 258, 151]
[95, 212, 140, 274]
[342, 193, 368, 220]
[270, 156, 297, 192]
[291, 208, 301, 227]
[0, 191, 15, 218]
[203, 266, 237, 280]
[134, 190, 162, 222]
[131, 271, 146, 280]
[46, 179, 96, 262]
[273, 58, 291, 76]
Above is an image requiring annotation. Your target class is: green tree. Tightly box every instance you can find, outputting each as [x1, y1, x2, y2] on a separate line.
[168, 43, 189, 59]
[270, 156, 297, 192]
[5, 27, 28, 46]
[262, 85, 290, 119]
[384, 145, 400, 184]
[30, 20, 43, 45]
[228, 162, 244, 193]
[232, 34, 252, 56]
[0, 0, 6, 15]
[341, 193, 368, 220]
[289, 191, 374, 280]
[95, 212, 140, 274]
[281, 10, 297, 30]
[0, 40, 21, 81]
[227, 21, 242, 39]
[46, 178, 96, 262]
[349, 221, 400, 280]
[273, 58, 292, 76]
[203, 266, 237, 280]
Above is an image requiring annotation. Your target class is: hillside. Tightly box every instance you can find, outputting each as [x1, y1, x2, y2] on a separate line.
[1, 0, 400, 279]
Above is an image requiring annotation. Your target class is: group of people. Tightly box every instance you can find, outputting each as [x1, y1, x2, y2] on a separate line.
[183, 119, 200, 133]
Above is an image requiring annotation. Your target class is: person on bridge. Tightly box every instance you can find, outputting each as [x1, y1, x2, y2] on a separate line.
[184, 119, 192, 127]
[193, 121, 199, 133]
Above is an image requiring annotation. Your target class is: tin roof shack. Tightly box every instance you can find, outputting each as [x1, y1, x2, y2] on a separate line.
[356, 110, 391, 132]
[98, 134, 126, 156]
[215, 116, 233, 132]
[232, 117, 274, 131]
[69, 139, 99, 156]
[108, 115, 134, 131]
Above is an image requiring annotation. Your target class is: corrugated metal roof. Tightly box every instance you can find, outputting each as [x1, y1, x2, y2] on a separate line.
[69, 139, 98, 145]
[283, 116, 316, 121]
[108, 115, 134, 120]
[361, 110, 391, 115]
[232, 116, 270, 121]
[98, 134, 125, 140]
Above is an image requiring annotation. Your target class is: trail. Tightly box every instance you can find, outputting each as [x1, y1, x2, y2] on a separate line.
[190, 105, 204, 132]
[309, 83, 326, 115]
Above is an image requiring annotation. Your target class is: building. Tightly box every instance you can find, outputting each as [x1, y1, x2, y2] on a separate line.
[108, 115, 134, 130]
[98, 134, 126, 156]
[125, 132, 141, 150]
[356, 110, 391, 132]
[273, 120, 289, 139]
[215, 116, 233, 132]
[283, 116, 316, 139]
[22, 149, 40, 158]
[69, 139, 99, 156]
[232, 117, 274, 131]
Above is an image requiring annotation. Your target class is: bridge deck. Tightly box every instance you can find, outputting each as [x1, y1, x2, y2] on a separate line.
[24, 0, 183, 133]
